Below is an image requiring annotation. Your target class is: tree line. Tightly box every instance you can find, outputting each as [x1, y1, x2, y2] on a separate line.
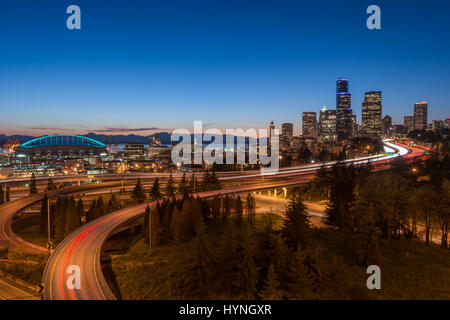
[39, 193, 122, 243]
[132, 170, 222, 203]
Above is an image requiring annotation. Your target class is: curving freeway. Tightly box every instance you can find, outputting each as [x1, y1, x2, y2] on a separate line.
[41, 140, 429, 300]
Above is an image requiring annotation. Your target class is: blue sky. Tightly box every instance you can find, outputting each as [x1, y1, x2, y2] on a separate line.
[0, 0, 449, 135]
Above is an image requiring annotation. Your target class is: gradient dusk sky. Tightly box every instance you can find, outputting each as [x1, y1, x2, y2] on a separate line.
[0, 0, 449, 136]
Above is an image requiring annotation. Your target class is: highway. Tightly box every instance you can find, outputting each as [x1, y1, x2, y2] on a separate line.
[0, 275, 38, 300]
[42, 140, 426, 300]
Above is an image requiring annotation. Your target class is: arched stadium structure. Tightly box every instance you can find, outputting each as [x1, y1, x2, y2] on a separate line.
[18, 135, 108, 159]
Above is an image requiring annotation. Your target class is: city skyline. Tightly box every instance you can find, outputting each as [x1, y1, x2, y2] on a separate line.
[1, 0, 450, 135]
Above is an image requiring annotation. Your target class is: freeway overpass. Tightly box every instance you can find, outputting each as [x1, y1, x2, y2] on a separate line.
[42, 140, 428, 300]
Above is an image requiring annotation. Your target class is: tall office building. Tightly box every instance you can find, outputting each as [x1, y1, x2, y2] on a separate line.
[302, 112, 317, 138]
[404, 116, 414, 133]
[351, 114, 358, 136]
[319, 106, 337, 141]
[280, 123, 294, 151]
[281, 122, 294, 138]
[361, 91, 382, 137]
[268, 121, 275, 147]
[414, 101, 428, 130]
[336, 79, 353, 140]
[382, 115, 392, 137]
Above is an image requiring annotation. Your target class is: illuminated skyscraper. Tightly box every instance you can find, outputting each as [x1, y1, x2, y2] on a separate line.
[280, 123, 294, 151]
[319, 106, 337, 141]
[414, 101, 428, 130]
[404, 116, 414, 133]
[361, 91, 382, 137]
[336, 79, 352, 140]
[382, 115, 392, 137]
[302, 112, 317, 139]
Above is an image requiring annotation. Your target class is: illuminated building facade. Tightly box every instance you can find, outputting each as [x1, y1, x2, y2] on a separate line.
[336, 79, 353, 140]
[361, 91, 382, 137]
[414, 101, 428, 130]
[318, 106, 337, 141]
[302, 112, 317, 139]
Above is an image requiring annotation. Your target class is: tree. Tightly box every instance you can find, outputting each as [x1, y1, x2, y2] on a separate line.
[246, 193, 256, 224]
[64, 196, 80, 237]
[96, 196, 106, 217]
[149, 178, 162, 201]
[435, 180, 450, 248]
[281, 192, 310, 250]
[86, 199, 100, 222]
[29, 173, 38, 194]
[39, 194, 49, 234]
[47, 177, 56, 191]
[235, 231, 259, 299]
[107, 193, 121, 212]
[54, 196, 67, 242]
[326, 162, 357, 229]
[235, 196, 243, 226]
[132, 178, 146, 203]
[260, 264, 283, 299]
[77, 198, 86, 224]
[165, 173, 176, 197]
[189, 173, 197, 194]
[170, 206, 183, 241]
[192, 220, 214, 297]
[178, 173, 189, 196]
[222, 194, 231, 222]
[414, 186, 436, 246]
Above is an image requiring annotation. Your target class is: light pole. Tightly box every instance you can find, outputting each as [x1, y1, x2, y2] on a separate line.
[47, 197, 51, 256]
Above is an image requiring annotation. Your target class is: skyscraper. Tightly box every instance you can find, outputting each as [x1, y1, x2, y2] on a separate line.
[319, 106, 337, 141]
[302, 112, 317, 139]
[382, 115, 392, 137]
[414, 101, 428, 130]
[361, 91, 382, 137]
[280, 123, 294, 151]
[404, 116, 414, 133]
[268, 121, 275, 147]
[336, 79, 353, 140]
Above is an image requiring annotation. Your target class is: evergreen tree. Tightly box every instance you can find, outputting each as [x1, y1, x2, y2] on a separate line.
[192, 219, 214, 298]
[235, 232, 259, 299]
[246, 193, 256, 224]
[86, 199, 100, 222]
[29, 173, 38, 194]
[165, 173, 176, 197]
[189, 173, 197, 194]
[96, 196, 106, 216]
[222, 194, 231, 222]
[209, 169, 221, 190]
[107, 193, 121, 212]
[178, 173, 189, 196]
[260, 264, 283, 299]
[281, 192, 310, 250]
[39, 194, 49, 234]
[54, 196, 67, 242]
[171, 207, 183, 241]
[149, 178, 162, 201]
[326, 162, 356, 229]
[47, 177, 56, 191]
[77, 198, 86, 224]
[235, 196, 243, 226]
[143, 204, 150, 241]
[64, 196, 80, 237]
[132, 178, 146, 203]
